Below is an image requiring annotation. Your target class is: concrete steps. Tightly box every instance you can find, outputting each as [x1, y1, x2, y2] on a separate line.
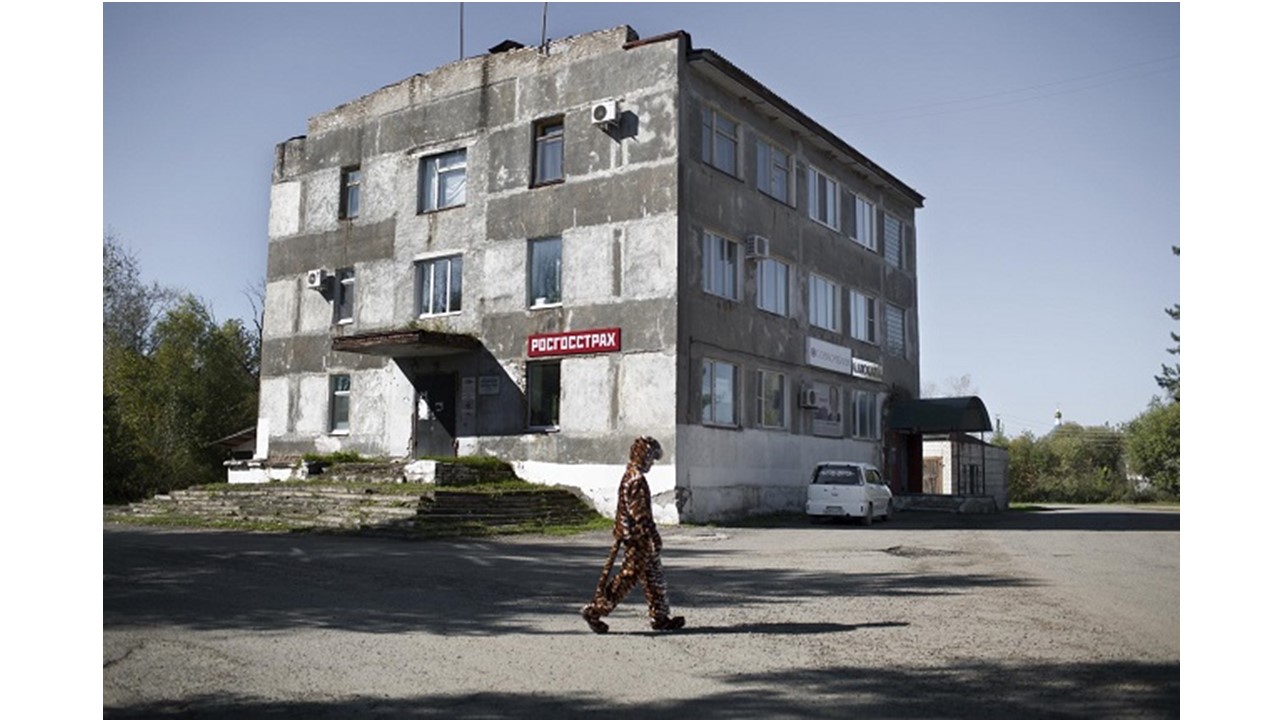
[105, 481, 601, 537]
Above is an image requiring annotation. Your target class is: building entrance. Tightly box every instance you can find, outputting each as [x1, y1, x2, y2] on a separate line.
[415, 373, 457, 457]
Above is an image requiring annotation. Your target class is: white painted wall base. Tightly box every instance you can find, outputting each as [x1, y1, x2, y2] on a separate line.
[513, 461, 679, 525]
[226, 461, 299, 484]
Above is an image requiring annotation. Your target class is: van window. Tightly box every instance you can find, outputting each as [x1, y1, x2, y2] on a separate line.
[865, 468, 883, 485]
[814, 466, 863, 485]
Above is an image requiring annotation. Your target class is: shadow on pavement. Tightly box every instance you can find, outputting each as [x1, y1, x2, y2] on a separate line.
[720, 506, 1180, 533]
[104, 527, 1037, 637]
[103, 658, 1178, 719]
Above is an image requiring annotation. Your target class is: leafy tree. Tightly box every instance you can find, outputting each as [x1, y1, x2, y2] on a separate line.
[1155, 245, 1179, 402]
[104, 236, 259, 502]
[1005, 424, 1129, 503]
[103, 233, 174, 354]
[1125, 399, 1179, 497]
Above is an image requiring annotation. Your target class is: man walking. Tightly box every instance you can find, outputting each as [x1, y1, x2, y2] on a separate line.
[581, 436, 685, 633]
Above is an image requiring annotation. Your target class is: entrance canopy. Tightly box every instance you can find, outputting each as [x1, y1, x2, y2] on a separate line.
[332, 329, 482, 358]
[887, 396, 993, 434]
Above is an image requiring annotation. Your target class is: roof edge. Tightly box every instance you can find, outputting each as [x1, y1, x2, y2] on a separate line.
[687, 48, 925, 208]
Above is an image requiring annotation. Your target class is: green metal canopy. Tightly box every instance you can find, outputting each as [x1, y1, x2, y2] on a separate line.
[887, 396, 993, 434]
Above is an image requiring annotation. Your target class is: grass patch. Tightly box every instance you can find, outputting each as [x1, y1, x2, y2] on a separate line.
[302, 451, 366, 465]
[418, 455, 514, 470]
[107, 513, 299, 533]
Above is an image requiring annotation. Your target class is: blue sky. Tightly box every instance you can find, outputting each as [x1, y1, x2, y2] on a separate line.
[103, 2, 1179, 438]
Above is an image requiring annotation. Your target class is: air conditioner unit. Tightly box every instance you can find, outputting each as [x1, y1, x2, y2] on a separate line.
[745, 234, 771, 260]
[800, 386, 820, 408]
[306, 268, 331, 291]
[591, 99, 620, 126]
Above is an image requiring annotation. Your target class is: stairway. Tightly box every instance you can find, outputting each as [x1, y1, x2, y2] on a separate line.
[105, 477, 602, 537]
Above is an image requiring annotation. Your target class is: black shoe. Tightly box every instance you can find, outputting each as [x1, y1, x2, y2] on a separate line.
[580, 605, 609, 634]
[651, 615, 686, 631]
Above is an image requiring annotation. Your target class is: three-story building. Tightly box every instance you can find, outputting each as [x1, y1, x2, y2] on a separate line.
[258, 26, 924, 522]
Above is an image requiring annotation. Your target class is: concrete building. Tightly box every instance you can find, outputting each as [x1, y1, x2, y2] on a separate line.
[257, 26, 924, 522]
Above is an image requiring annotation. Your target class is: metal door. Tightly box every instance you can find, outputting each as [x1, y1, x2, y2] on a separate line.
[414, 374, 457, 457]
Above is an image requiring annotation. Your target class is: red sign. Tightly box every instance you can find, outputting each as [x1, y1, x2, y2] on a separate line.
[527, 328, 622, 358]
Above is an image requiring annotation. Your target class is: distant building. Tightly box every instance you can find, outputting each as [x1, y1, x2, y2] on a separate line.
[256, 26, 924, 522]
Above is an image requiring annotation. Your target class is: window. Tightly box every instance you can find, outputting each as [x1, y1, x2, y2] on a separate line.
[528, 237, 562, 307]
[884, 213, 904, 268]
[700, 359, 738, 426]
[850, 290, 877, 344]
[418, 149, 467, 212]
[701, 107, 739, 176]
[334, 268, 355, 324]
[416, 255, 463, 316]
[702, 232, 740, 300]
[532, 118, 564, 185]
[807, 167, 839, 230]
[885, 302, 907, 357]
[756, 258, 789, 316]
[851, 195, 875, 251]
[339, 166, 361, 219]
[756, 141, 791, 203]
[808, 274, 840, 332]
[853, 390, 879, 439]
[329, 374, 351, 432]
[812, 381, 842, 437]
[527, 362, 561, 428]
[757, 370, 787, 430]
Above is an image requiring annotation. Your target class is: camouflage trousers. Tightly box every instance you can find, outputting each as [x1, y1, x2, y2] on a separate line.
[586, 542, 672, 622]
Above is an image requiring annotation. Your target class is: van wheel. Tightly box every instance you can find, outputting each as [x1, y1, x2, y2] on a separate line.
[861, 505, 874, 526]
[883, 503, 893, 522]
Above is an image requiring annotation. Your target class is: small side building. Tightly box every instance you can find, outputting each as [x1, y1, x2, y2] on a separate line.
[889, 396, 1008, 511]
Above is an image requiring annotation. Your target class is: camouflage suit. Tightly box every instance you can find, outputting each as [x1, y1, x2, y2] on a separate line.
[581, 437, 685, 633]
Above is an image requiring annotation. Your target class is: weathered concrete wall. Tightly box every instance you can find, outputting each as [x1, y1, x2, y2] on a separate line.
[259, 26, 683, 468]
[669, 54, 922, 518]
[258, 25, 923, 522]
[675, 425, 881, 522]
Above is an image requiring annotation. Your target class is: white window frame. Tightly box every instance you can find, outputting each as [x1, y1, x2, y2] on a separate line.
[701, 106, 740, 177]
[416, 255, 463, 317]
[329, 374, 351, 434]
[885, 302, 907, 358]
[756, 140, 792, 204]
[756, 257, 789, 317]
[702, 231, 740, 301]
[334, 267, 355, 325]
[418, 149, 467, 212]
[808, 273, 840, 333]
[851, 195, 876, 251]
[701, 359, 739, 427]
[532, 117, 564, 186]
[884, 212, 904, 268]
[527, 237, 562, 308]
[853, 390, 879, 440]
[756, 369, 788, 430]
[850, 289, 877, 344]
[807, 166, 840, 230]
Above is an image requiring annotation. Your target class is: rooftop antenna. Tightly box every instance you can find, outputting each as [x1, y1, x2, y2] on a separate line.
[540, 2, 549, 53]
[459, 3, 465, 61]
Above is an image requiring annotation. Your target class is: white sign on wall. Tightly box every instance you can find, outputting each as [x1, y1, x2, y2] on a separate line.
[806, 336, 851, 374]
[850, 357, 884, 383]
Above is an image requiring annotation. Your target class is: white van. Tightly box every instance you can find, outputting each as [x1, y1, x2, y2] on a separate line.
[804, 461, 893, 524]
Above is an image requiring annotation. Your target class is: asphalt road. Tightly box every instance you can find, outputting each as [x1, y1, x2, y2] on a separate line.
[104, 505, 1179, 718]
